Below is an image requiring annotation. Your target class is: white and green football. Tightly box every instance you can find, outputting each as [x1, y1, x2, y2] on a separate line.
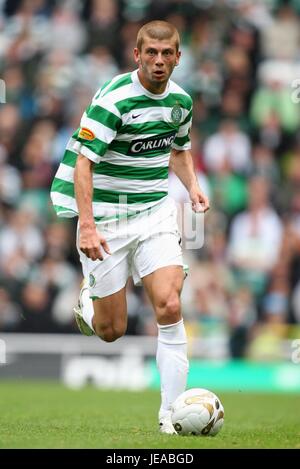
[171, 388, 224, 436]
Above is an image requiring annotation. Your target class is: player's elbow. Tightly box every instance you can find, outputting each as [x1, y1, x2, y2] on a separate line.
[75, 153, 94, 170]
[169, 151, 178, 172]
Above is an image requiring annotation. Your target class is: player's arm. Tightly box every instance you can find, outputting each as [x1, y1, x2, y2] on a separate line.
[73, 93, 121, 261]
[170, 149, 210, 213]
[74, 154, 111, 261]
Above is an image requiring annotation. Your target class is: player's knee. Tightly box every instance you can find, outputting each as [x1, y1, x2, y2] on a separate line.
[94, 322, 125, 342]
[156, 294, 181, 323]
[96, 326, 120, 342]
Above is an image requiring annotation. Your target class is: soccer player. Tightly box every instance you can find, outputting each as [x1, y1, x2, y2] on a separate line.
[50, 20, 209, 434]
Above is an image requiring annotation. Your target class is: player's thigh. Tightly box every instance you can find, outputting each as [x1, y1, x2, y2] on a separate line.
[88, 249, 129, 331]
[92, 285, 128, 332]
[142, 265, 184, 325]
[132, 229, 183, 286]
[79, 227, 131, 329]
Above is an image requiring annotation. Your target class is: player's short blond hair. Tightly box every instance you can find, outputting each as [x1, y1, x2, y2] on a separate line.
[136, 20, 180, 52]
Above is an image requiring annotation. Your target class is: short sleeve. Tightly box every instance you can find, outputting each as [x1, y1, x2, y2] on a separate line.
[71, 97, 122, 163]
[172, 106, 193, 151]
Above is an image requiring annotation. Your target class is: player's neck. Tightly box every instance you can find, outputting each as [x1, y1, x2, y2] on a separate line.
[137, 70, 168, 95]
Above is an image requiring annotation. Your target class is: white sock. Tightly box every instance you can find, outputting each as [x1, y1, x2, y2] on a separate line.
[81, 285, 95, 332]
[156, 319, 189, 420]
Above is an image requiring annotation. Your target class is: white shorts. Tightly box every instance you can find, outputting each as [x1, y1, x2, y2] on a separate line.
[77, 197, 183, 298]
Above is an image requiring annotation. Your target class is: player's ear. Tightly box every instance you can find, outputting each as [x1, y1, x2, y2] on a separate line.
[133, 48, 141, 65]
[175, 50, 181, 66]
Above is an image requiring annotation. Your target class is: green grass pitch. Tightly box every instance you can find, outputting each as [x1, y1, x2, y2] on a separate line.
[0, 381, 299, 448]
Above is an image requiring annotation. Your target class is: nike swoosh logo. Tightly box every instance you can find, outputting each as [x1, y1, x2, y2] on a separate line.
[132, 114, 141, 119]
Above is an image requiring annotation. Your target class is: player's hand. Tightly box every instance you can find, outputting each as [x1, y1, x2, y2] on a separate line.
[189, 187, 210, 213]
[79, 225, 111, 261]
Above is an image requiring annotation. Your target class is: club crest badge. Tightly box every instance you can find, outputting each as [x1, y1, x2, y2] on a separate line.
[171, 103, 182, 125]
[89, 273, 96, 288]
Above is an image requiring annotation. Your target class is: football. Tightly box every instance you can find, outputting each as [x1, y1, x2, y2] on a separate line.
[171, 388, 224, 436]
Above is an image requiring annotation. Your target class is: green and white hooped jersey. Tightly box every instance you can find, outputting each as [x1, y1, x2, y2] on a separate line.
[50, 69, 193, 223]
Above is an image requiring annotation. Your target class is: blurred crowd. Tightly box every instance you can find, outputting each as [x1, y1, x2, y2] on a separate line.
[0, 0, 300, 359]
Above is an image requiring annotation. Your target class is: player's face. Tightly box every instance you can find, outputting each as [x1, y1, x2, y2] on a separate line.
[134, 37, 181, 94]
